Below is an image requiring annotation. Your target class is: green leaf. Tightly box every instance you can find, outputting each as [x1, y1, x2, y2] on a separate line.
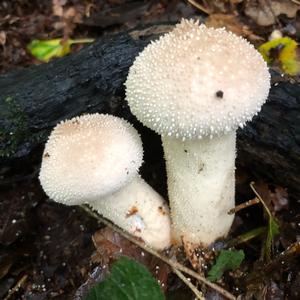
[227, 226, 266, 247]
[265, 217, 280, 261]
[27, 38, 94, 62]
[207, 250, 245, 282]
[84, 257, 165, 300]
[258, 37, 300, 75]
[250, 182, 280, 261]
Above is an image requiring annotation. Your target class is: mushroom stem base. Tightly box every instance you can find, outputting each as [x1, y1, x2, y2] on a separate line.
[162, 133, 236, 246]
[90, 176, 171, 250]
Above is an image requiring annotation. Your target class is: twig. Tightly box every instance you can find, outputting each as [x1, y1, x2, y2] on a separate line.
[265, 240, 300, 271]
[250, 182, 272, 218]
[80, 204, 236, 300]
[291, 0, 300, 5]
[173, 268, 205, 300]
[228, 197, 260, 214]
[187, 0, 211, 14]
[4, 274, 28, 300]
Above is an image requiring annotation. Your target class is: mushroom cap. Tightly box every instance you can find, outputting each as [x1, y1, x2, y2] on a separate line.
[39, 114, 143, 205]
[125, 19, 271, 139]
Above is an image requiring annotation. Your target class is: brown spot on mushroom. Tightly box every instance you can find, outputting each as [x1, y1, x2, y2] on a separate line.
[158, 206, 167, 215]
[198, 162, 204, 174]
[170, 237, 181, 246]
[184, 149, 188, 153]
[44, 152, 50, 158]
[126, 206, 138, 217]
[216, 90, 224, 99]
[72, 119, 80, 125]
[182, 238, 215, 271]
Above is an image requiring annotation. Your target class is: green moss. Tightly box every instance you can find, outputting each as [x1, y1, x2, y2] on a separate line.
[0, 96, 31, 157]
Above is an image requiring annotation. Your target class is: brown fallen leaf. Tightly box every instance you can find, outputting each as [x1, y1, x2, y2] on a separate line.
[80, 2, 151, 28]
[52, 0, 85, 38]
[245, 0, 300, 26]
[205, 13, 263, 41]
[269, 186, 289, 212]
[188, 0, 245, 15]
[92, 227, 171, 291]
[52, 0, 65, 17]
[252, 182, 289, 215]
[0, 31, 7, 46]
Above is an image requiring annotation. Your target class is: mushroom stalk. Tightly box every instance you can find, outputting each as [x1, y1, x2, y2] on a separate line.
[39, 114, 172, 251]
[91, 176, 171, 250]
[162, 133, 236, 246]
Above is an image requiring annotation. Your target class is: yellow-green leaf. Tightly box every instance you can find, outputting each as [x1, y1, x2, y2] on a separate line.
[227, 226, 266, 247]
[27, 38, 94, 62]
[258, 37, 300, 75]
[250, 182, 280, 261]
[265, 217, 280, 261]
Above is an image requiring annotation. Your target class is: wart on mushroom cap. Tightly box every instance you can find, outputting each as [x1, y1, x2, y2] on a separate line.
[39, 114, 171, 250]
[125, 19, 270, 247]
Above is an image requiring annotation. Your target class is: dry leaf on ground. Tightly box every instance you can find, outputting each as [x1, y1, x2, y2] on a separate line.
[92, 227, 170, 290]
[205, 13, 263, 41]
[245, 0, 300, 26]
[0, 31, 7, 46]
[253, 182, 289, 215]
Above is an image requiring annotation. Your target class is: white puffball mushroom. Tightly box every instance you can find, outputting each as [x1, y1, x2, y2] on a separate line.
[39, 113, 171, 250]
[40, 114, 142, 205]
[125, 19, 271, 248]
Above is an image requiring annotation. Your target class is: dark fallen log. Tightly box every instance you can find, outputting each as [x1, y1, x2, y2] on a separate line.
[0, 24, 299, 197]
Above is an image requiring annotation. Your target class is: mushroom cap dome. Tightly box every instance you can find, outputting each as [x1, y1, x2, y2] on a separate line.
[125, 19, 271, 139]
[39, 114, 143, 205]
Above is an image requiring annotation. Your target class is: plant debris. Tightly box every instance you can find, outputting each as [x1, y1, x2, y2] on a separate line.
[207, 249, 245, 282]
[27, 38, 94, 62]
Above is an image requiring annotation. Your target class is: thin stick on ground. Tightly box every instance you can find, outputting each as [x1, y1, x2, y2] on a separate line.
[228, 197, 260, 214]
[187, 0, 211, 14]
[80, 204, 237, 300]
[173, 268, 205, 300]
[250, 182, 273, 218]
[291, 0, 300, 5]
[4, 274, 28, 300]
[265, 240, 300, 271]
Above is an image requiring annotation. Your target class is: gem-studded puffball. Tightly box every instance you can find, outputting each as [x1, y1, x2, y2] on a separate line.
[125, 19, 270, 139]
[39, 114, 143, 205]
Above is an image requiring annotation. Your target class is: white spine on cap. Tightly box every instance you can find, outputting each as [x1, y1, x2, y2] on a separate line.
[162, 133, 236, 246]
[90, 176, 171, 250]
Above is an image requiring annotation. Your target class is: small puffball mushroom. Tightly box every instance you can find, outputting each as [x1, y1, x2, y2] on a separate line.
[39, 113, 171, 250]
[125, 19, 270, 247]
